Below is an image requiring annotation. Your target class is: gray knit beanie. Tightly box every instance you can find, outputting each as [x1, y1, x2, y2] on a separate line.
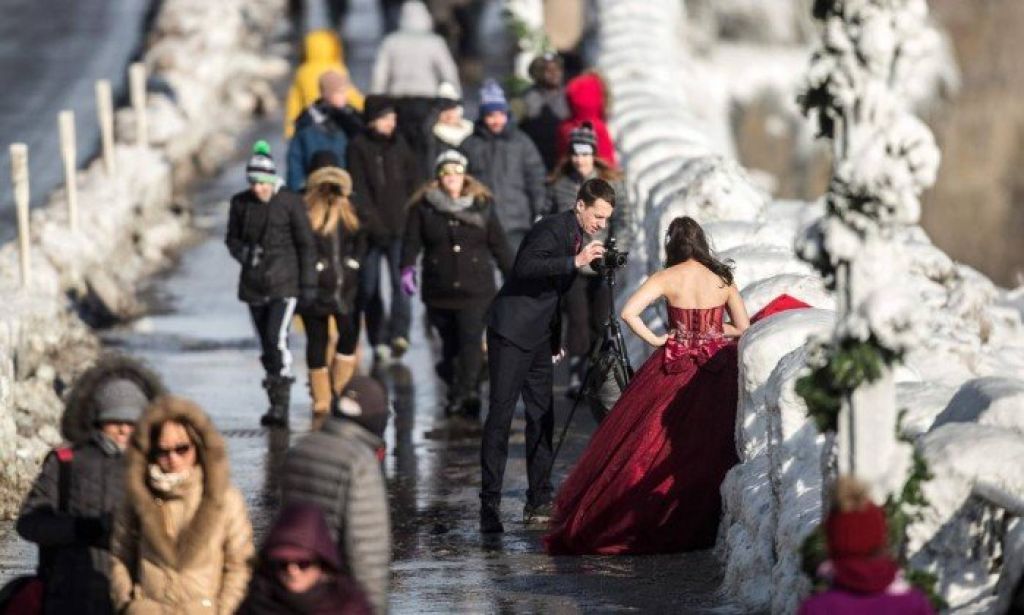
[93, 378, 149, 424]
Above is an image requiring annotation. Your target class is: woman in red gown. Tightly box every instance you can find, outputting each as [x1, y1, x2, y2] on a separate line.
[544, 216, 805, 555]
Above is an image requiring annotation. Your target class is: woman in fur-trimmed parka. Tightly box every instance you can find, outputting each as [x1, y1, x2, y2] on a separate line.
[109, 396, 254, 615]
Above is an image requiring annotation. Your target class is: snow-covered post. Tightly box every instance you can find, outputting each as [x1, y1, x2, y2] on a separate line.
[95, 80, 116, 175]
[129, 63, 148, 148]
[58, 111, 79, 233]
[10, 143, 31, 289]
[795, 0, 941, 502]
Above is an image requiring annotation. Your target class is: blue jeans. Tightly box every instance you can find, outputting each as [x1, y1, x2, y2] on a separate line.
[357, 239, 411, 347]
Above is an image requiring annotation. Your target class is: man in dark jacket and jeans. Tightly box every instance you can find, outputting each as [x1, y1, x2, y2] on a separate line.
[17, 354, 165, 615]
[347, 95, 419, 362]
[462, 79, 547, 252]
[282, 376, 391, 615]
[226, 140, 317, 427]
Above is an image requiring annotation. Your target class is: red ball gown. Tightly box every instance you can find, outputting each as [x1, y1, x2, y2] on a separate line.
[544, 295, 808, 555]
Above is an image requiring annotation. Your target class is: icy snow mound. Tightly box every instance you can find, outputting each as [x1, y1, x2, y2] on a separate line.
[595, 0, 1024, 611]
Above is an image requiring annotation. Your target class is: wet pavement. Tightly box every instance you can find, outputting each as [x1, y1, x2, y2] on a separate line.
[0, 1, 744, 611]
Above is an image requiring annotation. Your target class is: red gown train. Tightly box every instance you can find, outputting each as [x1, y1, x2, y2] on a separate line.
[544, 295, 808, 555]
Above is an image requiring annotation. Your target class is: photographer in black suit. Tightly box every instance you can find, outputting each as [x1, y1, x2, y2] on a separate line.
[480, 178, 616, 533]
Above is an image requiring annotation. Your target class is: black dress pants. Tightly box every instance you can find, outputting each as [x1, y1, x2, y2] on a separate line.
[481, 329, 554, 506]
[426, 301, 488, 401]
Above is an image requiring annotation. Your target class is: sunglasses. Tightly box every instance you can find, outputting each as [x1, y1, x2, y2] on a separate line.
[154, 443, 193, 459]
[437, 164, 465, 177]
[272, 559, 317, 572]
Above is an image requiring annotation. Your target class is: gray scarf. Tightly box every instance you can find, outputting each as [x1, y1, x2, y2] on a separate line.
[425, 188, 487, 228]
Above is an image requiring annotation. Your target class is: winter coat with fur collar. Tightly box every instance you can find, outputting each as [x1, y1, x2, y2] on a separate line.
[109, 396, 254, 615]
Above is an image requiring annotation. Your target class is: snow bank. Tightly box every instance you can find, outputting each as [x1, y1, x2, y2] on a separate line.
[595, 0, 1024, 611]
[0, 0, 288, 518]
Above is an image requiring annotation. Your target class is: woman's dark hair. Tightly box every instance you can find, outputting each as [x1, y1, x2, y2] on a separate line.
[664, 216, 733, 286]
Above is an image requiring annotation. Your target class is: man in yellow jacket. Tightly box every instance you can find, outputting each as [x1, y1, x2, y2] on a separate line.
[285, 30, 365, 138]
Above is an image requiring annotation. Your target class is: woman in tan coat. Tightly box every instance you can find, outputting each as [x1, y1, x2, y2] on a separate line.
[109, 396, 254, 614]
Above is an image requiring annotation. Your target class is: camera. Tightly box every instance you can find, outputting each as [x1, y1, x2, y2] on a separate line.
[241, 243, 265, 269]
[590, 236, 628, 273]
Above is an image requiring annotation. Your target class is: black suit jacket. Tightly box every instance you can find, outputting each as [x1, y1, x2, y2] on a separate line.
[487, 210, 580, 351]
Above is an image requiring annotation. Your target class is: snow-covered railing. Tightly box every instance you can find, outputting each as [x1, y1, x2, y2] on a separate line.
[594, 0, 1024, 611]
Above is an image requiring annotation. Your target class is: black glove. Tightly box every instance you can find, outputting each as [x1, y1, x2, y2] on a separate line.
[74, 516, 108, 546]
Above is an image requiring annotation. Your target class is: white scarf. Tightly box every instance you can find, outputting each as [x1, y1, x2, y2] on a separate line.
[148, 464, 192, 494]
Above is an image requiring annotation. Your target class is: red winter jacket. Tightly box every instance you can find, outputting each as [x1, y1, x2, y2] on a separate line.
[557, 73, 618, 167]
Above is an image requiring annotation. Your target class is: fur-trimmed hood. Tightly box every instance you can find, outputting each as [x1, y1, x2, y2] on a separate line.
[62, 353, 167, 445]
[124, 395, 231, 567]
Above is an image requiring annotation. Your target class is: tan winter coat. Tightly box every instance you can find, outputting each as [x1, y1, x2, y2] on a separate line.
[109, 396, 254, 615]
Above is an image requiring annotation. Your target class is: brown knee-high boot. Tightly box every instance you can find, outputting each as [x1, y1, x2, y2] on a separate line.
[330, 353, 357, 397]
[308, 367, 332, 418]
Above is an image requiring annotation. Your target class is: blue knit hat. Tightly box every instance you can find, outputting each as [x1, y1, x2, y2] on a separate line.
[478, 79, 508, 116]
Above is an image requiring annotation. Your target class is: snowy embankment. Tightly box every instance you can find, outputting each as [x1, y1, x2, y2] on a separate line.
[0, 0, 289, 518]
[594, 0, 1024, 611]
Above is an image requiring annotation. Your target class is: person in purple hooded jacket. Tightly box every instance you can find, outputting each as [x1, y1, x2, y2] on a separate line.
[799, 476, 934, 615]
[238, 502, 372, 615]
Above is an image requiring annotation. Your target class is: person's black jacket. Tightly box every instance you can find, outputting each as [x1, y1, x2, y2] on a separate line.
[401, 177, 514, 310]
[304, 221, 368, 317]
[17, 355, 165, 615]
[486, 209, 580, 352]
[226, 186, 317, 304]
[346, 130, 419, 245]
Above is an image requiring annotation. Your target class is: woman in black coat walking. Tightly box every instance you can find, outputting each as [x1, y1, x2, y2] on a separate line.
[298, 165, 367, 427]
[400, 150, 514, 417]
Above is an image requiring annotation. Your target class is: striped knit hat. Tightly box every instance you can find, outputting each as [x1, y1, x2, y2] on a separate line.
[246, 140, 278, 185]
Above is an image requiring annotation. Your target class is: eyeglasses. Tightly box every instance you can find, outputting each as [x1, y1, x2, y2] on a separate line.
[154, 443, 193, 459]
[272, 559, 316, 572]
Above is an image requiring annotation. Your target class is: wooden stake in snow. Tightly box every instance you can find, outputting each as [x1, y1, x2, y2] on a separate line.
[10, 143, 31, 289]
[95, 79, 116, 175]
[129, 63, 148, 147]
[58, 111, 79, 233]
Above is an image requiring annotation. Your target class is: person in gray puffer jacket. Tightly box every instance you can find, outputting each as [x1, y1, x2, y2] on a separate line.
[16, 354, 165, 615]
[281, 376, 391, 615]
[462, 79, 547, 252]
[371, 0, 461, 97]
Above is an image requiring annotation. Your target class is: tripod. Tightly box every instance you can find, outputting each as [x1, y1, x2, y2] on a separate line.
[542, 265, 634, 486]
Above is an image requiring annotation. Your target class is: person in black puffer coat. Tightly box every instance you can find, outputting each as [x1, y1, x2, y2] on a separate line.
[238, 501, 372, 615]
[298, 164, 367, 428]
[16, 354, 165, 615]
[347, 95, 420, 363]
[545, 124, 633, 394]
[226, 140, 318, 428]
[400, 150, 514, 417]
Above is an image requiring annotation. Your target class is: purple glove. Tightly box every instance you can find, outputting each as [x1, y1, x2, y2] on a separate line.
[401, 266, 418, 296]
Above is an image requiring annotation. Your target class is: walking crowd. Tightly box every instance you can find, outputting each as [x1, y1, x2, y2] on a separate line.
[2, 1, 940, 613]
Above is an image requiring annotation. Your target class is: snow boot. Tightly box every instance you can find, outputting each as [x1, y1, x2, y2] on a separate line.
[260, 375, 293, 428]
[308, 368, 331, 429]
[330, 353, 357, 397]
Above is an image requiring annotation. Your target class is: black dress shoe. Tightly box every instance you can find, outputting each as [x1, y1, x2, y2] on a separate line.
[523, 502, 553, 525]
[480, 502, 504, 534]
